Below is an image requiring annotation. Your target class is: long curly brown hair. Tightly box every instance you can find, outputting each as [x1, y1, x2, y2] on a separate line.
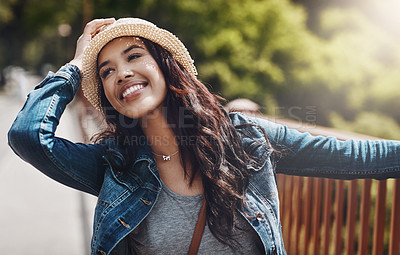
[94, 37, 253, 247]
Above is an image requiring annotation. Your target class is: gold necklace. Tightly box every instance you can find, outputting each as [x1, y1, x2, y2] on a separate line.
[152, 150, 179, 161]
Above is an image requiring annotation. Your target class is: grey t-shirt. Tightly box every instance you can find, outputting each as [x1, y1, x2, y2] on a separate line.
[114, 181, 263, 254]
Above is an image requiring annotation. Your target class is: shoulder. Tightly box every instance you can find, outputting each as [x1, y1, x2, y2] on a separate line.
[228, 112, 272, 149]
[228, 112, 277, 172]
[228, 111, 279, 136]
[228, 111, 279, 128]
[97, 136, 132, 155]
[229, 112, 283, 144]
[228, 111, 255, 125]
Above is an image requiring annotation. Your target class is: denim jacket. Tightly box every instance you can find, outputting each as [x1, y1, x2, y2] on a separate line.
[8, 64, 400, 255]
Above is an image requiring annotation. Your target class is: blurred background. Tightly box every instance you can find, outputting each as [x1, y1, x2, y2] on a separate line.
[1, 0, 400, 254]
[1, 0, 400, 138]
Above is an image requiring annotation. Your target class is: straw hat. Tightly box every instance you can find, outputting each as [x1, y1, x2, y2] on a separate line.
[81, 17, 197, 111]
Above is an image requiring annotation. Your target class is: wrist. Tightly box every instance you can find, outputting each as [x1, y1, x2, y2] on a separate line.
[69, 59, 83, 72]
[56, 63, 82, 95]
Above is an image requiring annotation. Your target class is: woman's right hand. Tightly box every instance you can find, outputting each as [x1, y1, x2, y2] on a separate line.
[69, 18, 115, 71]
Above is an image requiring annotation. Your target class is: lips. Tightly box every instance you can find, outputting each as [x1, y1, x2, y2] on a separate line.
[120, 81, 148, 100]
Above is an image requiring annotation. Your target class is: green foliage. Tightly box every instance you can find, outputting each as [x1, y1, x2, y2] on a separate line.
[0, 0, 17, 23]
[1, 0, 400, 138]
[0, 0, 82, 70]
[134, 0, 325, 114]
[277, 5, 400, 134]
[330, 112, 400, 140]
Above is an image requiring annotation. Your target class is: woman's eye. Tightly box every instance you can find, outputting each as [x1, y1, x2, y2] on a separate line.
[100, 67, 113, 79]
[127, 54, 140, 61]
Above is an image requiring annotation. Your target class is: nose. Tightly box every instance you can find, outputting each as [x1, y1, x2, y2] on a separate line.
[117, 69, 135, 84]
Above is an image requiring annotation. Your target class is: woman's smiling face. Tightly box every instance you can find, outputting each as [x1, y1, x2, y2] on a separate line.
[97, 37, 167, 119]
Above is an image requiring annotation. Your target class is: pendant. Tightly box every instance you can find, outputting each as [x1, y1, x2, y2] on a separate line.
[162, 155, 171, 161]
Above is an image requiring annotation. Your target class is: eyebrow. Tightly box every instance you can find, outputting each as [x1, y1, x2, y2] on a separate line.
[98, 44, 144, 71]
[123, 44, 144, 55]
[98, 60, 109, 71]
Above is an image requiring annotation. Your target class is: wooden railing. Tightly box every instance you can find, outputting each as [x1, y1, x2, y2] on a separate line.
[277, 176, 400, 255]
[263, 115, 400, 255]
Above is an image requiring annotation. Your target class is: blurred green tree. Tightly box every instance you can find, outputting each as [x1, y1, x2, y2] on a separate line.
[331, 112, 400, 140]
[0, 0, 83, 72]
[2, 0, 400, 139]
[135, 0, 326, 116]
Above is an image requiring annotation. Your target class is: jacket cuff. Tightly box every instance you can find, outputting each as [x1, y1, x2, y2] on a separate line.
[55, 63, 82, 95]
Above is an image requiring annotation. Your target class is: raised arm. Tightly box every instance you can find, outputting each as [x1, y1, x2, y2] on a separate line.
[8, 19, 115, 196]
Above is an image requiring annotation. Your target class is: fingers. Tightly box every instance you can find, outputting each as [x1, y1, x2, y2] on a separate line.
[69, 18, 115, 71]
[83, 18, 116, 38]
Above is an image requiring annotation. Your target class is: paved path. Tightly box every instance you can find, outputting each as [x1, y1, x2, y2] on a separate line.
[0, 86, 97, 255]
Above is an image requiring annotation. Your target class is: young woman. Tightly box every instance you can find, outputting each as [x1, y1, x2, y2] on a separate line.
[8, 18, 400, 255]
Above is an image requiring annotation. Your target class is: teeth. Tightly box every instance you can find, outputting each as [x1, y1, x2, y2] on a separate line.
[122, 85, 144, 98]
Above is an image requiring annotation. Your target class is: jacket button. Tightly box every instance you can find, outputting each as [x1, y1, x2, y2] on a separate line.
[256, 212, 264, 221]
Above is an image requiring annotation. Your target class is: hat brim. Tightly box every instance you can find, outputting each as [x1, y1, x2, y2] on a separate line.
[81, 20, 197, 112]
